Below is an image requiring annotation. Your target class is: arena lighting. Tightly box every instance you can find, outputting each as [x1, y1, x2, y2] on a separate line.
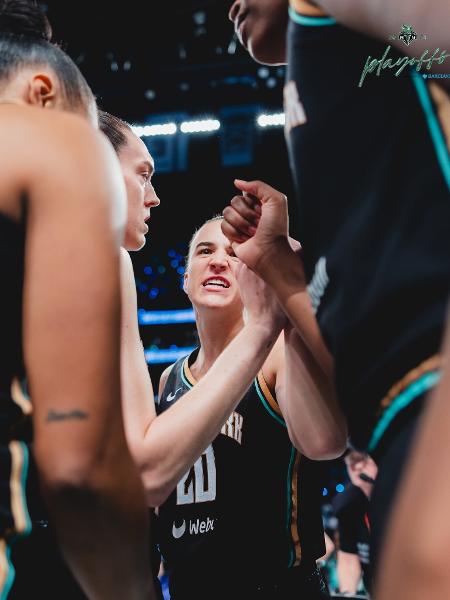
[132, 123, 177, 137]
[145, 346, 197, 365]
[256, 112, 285, 127]
[131, 112, 286, 138]
[180, 119, 221, 133]
[138, 308, 195, 325]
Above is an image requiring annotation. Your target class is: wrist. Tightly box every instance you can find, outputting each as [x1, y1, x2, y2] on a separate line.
[258, 238, 306, 291]
[246, 315, 284, 339]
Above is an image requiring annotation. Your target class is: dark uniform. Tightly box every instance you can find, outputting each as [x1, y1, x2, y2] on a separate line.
[0, 213, 88, 599]
[156, 349, 328, 599]
[0, 213, 32, 598]
[285, 1, 450, 573]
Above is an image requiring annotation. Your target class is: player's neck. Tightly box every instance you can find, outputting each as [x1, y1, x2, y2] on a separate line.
[191, 313, 244, 380]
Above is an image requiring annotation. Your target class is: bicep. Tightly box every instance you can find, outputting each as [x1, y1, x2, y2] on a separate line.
[23, 133, 126, 467]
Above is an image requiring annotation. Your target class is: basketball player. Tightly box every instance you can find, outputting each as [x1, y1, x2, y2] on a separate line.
[0, 1, 156, 598]
[227, 0, 450, 581]
[150, 216, 348, 599]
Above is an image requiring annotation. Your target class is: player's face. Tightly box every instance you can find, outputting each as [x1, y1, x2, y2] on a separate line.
[118, 129, 160, 251]
[184, 220, 243, 313]
[228, 0, 288, 65]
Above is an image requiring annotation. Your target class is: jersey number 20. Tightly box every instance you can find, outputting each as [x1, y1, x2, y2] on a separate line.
[177, 444, 216, 505]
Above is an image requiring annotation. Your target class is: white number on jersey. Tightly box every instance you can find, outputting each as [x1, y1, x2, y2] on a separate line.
[177, 444, 216, 505]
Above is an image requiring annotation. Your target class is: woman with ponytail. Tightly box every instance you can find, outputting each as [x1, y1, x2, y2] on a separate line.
[0, 2, 156, 598]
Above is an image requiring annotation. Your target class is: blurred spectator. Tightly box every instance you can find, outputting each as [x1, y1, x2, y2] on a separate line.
[332, 451, 378, 596]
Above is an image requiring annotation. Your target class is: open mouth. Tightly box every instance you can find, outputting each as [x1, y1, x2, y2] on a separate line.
[202, 276, 230, 289]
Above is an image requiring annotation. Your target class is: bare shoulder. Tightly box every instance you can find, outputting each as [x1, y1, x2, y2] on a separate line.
[158, 364, 176, 397]
[262, 331, 285, 391]
[0, 105, 126, 234]
[0, 105, 118, 194]
[0, 105, 103, 156]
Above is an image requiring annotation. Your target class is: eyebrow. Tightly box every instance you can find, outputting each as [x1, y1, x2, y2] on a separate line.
[140, 160, 155, 175]
[195, 241, 214, 251]
[194, 241, 235, 252]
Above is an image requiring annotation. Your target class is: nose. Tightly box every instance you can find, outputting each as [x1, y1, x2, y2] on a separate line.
[209, 251, 229, 271]
[145, 184, 160, 208]
[228, 0, 241, 22]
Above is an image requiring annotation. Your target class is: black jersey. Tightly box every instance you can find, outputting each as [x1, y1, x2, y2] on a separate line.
[156, 350, 325, 599]
[332, 485, 371, 592]
[0, 213, 33, 596]
[285, 6, 450, 450]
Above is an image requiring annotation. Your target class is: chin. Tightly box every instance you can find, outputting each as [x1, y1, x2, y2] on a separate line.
[124, 235, 146, 252]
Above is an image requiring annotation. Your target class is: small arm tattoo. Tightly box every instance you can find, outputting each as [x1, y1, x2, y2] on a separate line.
[46, 409, 89, 422]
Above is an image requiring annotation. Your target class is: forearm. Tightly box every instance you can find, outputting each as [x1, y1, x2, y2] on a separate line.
[138, 321, 280, 505]
[259, 239, 334, 377]
[39, 442, 155, 599]
[282, 324, 347, 459]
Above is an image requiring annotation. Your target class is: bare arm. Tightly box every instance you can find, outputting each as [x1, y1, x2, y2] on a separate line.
[376, 313, 450, 599]
[273, 324, 346, 459]
[119, 250, 285, 507]
[222, 180, 346, 457]
[222, 179, 334, 377]
[21, 113, 155, 600]
[119, 249, 157, 459]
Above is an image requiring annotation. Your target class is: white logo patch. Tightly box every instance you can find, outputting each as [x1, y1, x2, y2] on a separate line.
[172, 517, 215, 539]
[283, 80, 307, 134]
[166, 388, 182, 402]
[172, 519, 186, 539]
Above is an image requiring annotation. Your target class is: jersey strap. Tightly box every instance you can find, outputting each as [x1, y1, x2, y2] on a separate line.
[255, 372, 285, 427]
[288, 2, 336, 27]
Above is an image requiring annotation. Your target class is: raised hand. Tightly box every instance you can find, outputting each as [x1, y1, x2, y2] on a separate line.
[222, 179, 291, 274]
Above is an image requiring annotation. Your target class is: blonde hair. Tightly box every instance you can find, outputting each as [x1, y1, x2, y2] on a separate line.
[185, 214, 224, 270]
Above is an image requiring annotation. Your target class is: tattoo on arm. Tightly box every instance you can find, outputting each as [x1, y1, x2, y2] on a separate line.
[46, 409, 89, 422]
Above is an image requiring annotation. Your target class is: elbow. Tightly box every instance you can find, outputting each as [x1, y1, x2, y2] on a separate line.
[304, 442, 346, 461]
[34, 439, 133, 497]
[138, 460, 174, 508]
[291, 430, 347, 461]
[128, 439, 176, 507]
[36, 453, 110, 499]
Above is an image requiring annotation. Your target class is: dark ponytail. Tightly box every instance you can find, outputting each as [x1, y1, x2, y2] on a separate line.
[0, 0, 51, 40]
[0, 0, 95, 114]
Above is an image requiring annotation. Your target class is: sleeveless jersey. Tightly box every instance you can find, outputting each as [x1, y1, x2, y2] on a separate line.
[0, 212, 33, 595]
[156, 349, 325, 598]
[285, 6, 450, 449]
